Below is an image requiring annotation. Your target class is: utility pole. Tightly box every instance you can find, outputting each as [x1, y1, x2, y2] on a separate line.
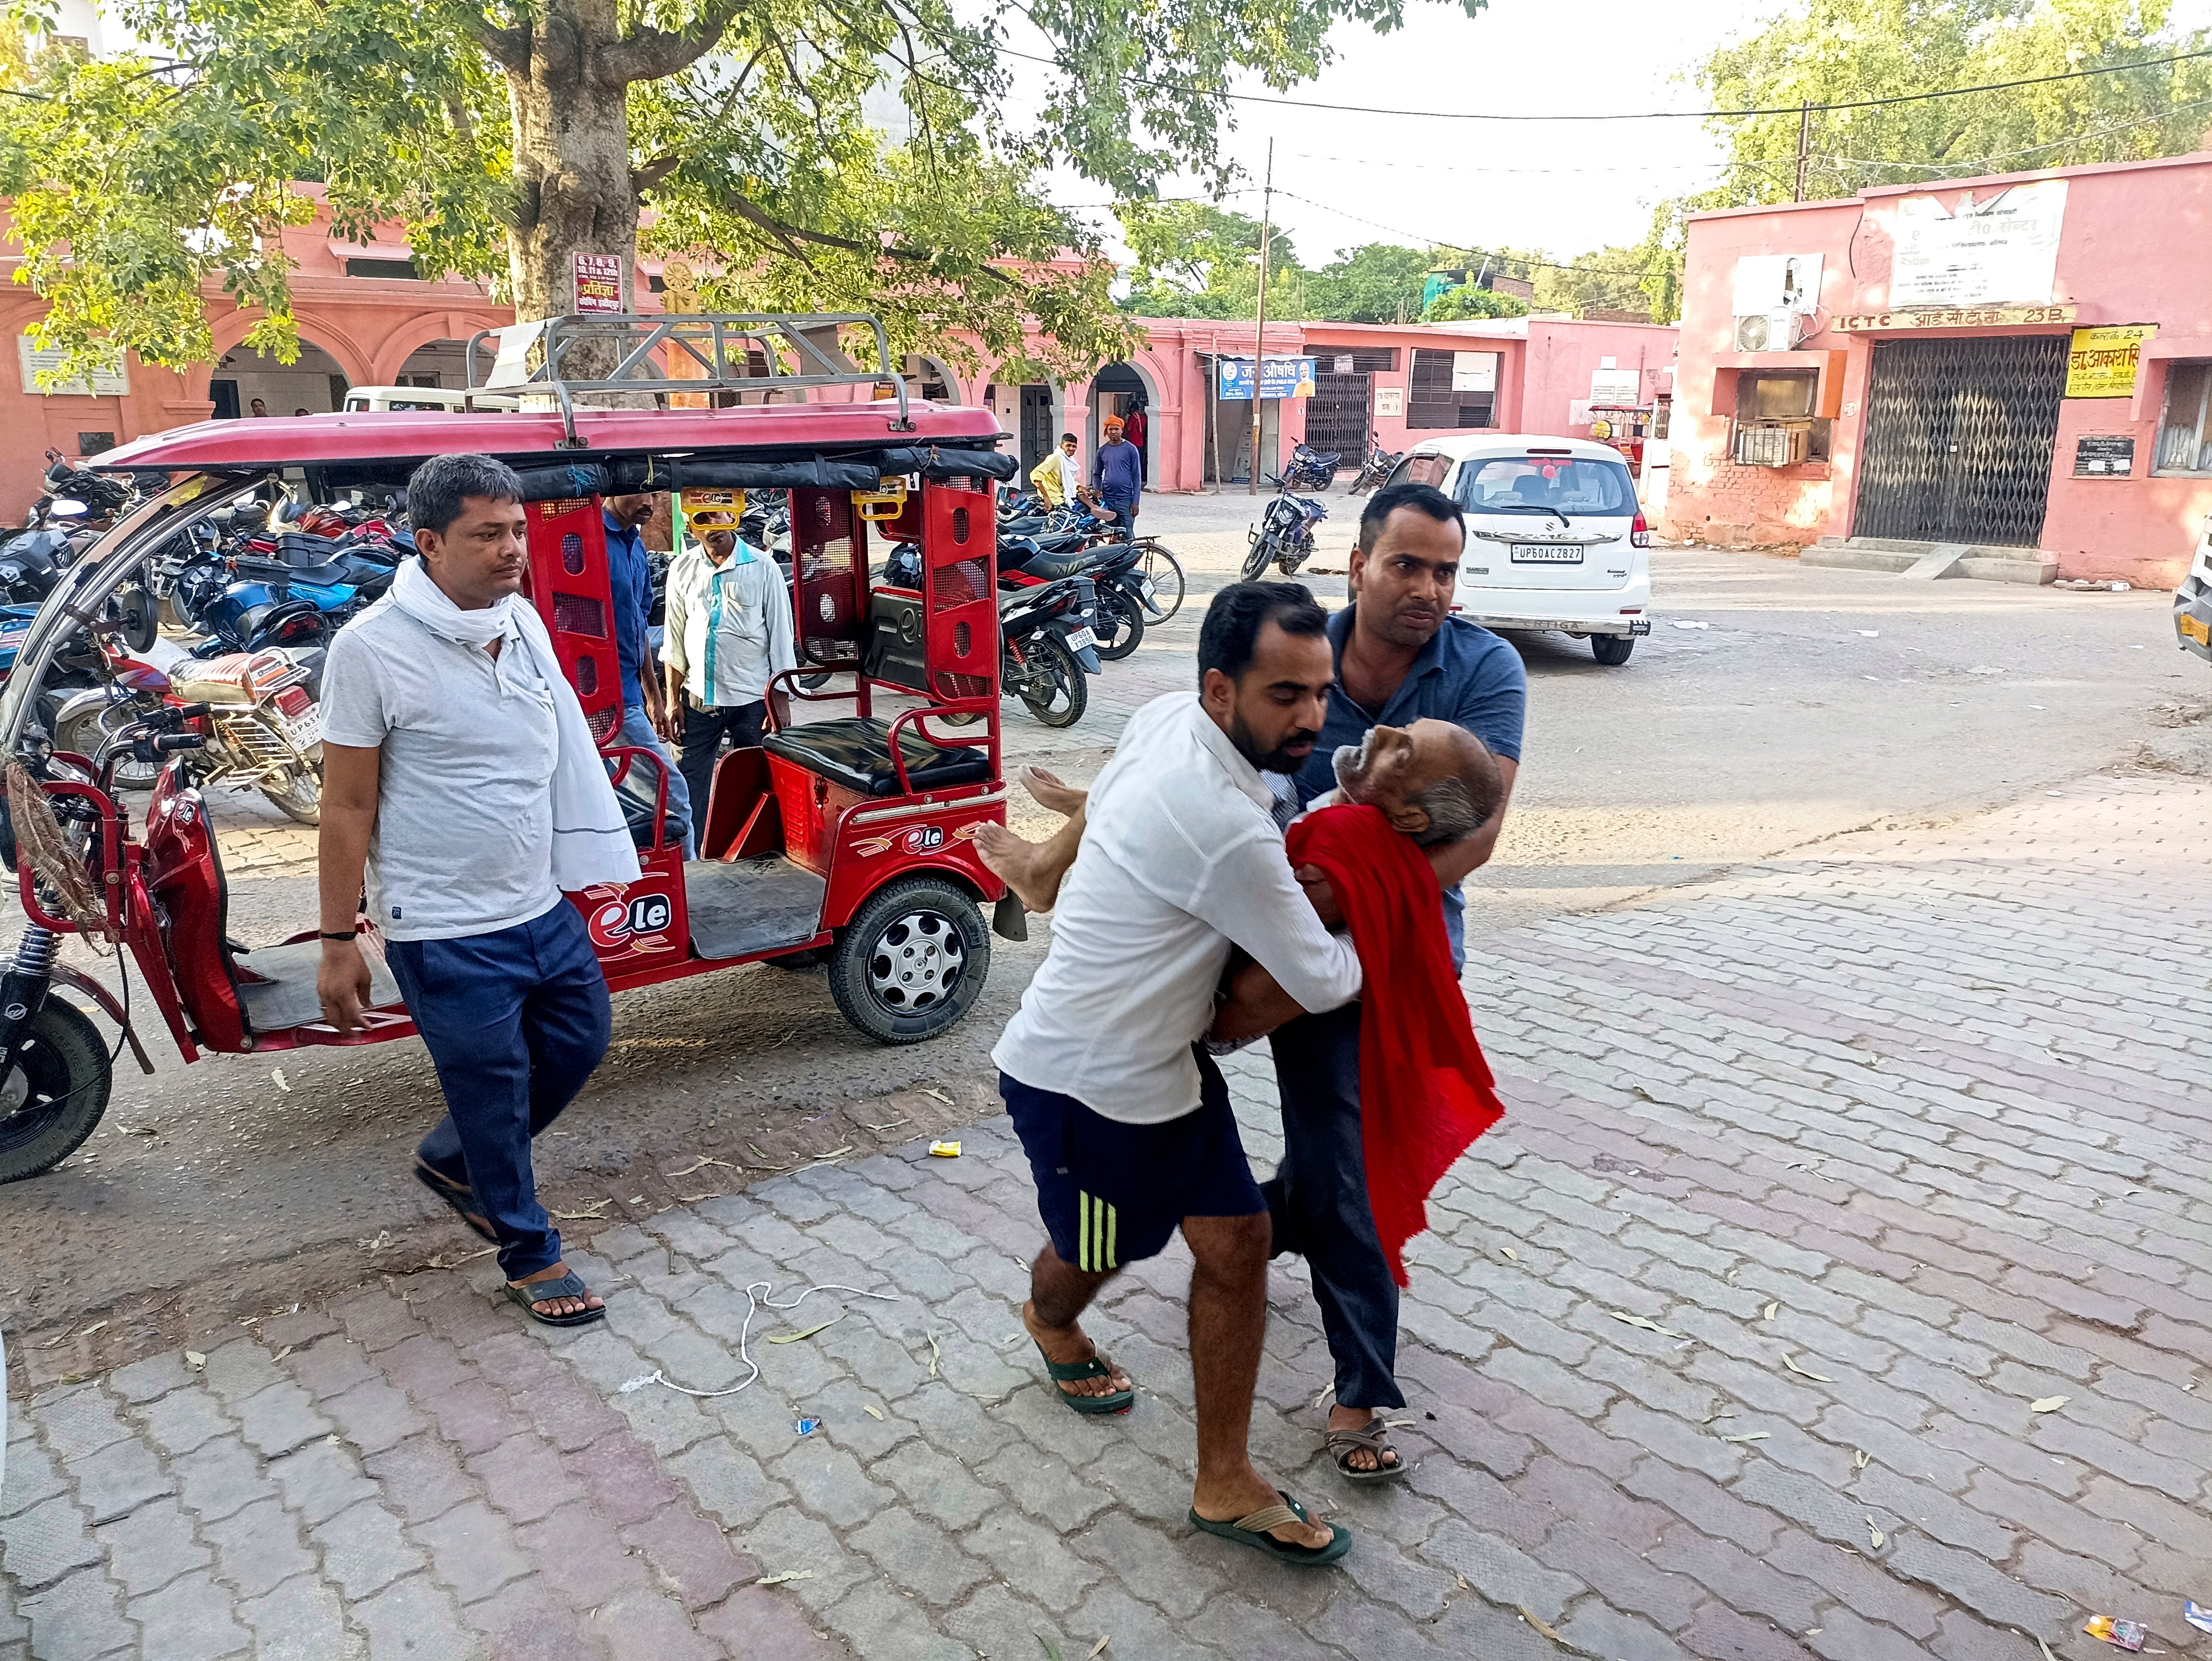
[1249, 138, 1273, 497]
[1793, 100, 1812, 202]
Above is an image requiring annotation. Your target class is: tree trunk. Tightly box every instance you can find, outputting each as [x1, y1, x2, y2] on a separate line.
[504, 0, 639, 323]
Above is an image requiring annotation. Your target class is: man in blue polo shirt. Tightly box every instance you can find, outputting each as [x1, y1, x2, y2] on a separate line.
[602, 492, 694, 857]
[1271, 479, 1526, 1485]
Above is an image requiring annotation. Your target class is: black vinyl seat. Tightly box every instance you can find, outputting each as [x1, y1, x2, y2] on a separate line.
[764, 717, 991, 798]
[1004, 545, 1094, 580]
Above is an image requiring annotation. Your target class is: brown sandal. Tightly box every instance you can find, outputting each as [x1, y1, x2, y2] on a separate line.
[1326, 1418, 1407, 1483]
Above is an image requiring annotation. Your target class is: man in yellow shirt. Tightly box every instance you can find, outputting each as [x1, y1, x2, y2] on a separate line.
[1028, 432, 1080, 506]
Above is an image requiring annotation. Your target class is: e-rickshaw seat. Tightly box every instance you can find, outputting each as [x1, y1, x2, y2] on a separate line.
[762, 719, 990, 798]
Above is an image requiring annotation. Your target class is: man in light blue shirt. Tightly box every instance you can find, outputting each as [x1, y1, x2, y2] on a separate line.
[602, 493, 693, 856]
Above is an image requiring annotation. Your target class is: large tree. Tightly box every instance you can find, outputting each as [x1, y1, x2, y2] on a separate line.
[0, 0, 1482, 385]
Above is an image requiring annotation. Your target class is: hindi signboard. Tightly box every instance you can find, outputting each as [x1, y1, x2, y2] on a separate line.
[2065, 325, 2155, 399]
[2072, 434, 2135, 477]
[1217, 357, 1316, 400]
[1832, 304, 2076, 332]
[1451, 351, 1498, 393]
[1589, 367, 1642, 404]
[18, 336, 128, 397]
[1374, 385, 1405, 419]
[1891, 181, 2067, 309]
[572, 253, 624, 315]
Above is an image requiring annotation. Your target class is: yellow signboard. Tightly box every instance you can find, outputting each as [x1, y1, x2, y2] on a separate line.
[2066, 324, 2156, 399]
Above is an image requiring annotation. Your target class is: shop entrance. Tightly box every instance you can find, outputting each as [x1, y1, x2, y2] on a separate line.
[1853, 334, 2068, 546]
[1304, 371, 1371, 456]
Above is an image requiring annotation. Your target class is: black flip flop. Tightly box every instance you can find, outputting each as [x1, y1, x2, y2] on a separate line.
[505, 1270, 607, 1328]
[1189, 1490, 1350, 1567]
[414, 1162, 497, 1244]
[1034, 1342, 1135, 1415]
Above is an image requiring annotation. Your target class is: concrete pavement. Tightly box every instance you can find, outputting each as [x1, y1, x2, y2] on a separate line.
[8, 761, 2210, 1658]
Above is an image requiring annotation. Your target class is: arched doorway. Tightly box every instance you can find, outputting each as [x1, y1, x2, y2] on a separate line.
[209, 337, 351, 418]
[389, 337, 476, 392]
[1088, 361, 1158, 488]
[900, 354, 956, 403]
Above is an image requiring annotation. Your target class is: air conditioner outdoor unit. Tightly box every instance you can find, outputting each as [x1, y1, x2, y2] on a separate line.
[1734, 310, 1803, 352]
[1733, 422, 1810, 467]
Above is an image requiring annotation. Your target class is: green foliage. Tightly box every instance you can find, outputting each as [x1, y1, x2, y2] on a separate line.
[1423, 282, 1529, 321]
[1117, 201, 1290, 318]
[1532, 246, 1651, 318]
[1, 0, 1489, 383]
[1696, 0, 2212, 204]
[1302, 243, 1429, 323]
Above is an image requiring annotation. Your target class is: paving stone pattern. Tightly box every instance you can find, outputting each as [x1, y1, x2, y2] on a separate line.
[6, 770, 2210, 1659]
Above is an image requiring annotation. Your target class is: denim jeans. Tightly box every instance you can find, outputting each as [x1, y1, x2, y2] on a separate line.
[388, 902, 613, 1281]
[1261, 1000, 1405, 1410]
[618, 703, 694, 859]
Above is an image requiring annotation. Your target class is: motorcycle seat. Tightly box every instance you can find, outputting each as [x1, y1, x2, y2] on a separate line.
[763, 717, 991, 798]
[1003, 546, 1094, 580]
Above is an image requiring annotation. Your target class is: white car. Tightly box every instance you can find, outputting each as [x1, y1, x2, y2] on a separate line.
[2176, 512, 2211, 668]
[339, 386, 520, 413]
[1386, 434, 1653, 665]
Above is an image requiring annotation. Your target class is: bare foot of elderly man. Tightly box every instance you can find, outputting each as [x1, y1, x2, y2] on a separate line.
[977, 823, 1066, 914]
[1018, 765, 1087, 817]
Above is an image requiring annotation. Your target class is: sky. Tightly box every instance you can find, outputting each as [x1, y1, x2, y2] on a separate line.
[1001, 0, 2212, 270]
[1001, 0, 1766, 268]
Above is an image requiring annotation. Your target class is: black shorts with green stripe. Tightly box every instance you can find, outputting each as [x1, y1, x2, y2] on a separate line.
[1000, 1049, 1265, 1273]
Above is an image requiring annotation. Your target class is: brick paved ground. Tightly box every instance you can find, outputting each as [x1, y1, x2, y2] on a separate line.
[8, 763, 2211, 1658]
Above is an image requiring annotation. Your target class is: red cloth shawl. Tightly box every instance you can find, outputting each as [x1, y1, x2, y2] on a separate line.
[1283, 802, 1505, 1287]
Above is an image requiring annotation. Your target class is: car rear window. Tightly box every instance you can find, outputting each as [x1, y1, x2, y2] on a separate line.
[1455, 454, 1637, 516]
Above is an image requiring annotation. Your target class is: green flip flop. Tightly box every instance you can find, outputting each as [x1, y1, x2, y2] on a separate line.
[1034, 1343, 1135, 1415]
[1189, 1490, 1351, 1567]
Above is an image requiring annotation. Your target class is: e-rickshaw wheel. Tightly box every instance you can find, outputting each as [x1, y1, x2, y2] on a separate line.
[828, 875, 991, 1044]
[0, 998, 113, 1184]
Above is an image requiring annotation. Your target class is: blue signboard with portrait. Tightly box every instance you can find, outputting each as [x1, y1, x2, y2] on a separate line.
[1216, 357, 1316, 400]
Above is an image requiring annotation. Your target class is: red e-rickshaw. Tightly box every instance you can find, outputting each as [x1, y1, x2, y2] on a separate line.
[0, 313, 1022, 1183]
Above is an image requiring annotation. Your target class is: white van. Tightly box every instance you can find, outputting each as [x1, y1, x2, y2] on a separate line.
[1386, 433, 1653, 665]
[340, 386, 520, 413]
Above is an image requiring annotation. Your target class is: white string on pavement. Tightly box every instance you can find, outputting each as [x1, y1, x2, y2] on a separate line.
[618, 1281, 899, 1400]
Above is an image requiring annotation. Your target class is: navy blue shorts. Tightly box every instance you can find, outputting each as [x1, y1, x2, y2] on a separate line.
[1001, 1050, 1264, 1273]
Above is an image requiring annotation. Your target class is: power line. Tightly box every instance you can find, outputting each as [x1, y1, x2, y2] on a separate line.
[1813, 93, 2212, 176]
[1272, 191, 1654, 277]
[997, 43, 2212, 122]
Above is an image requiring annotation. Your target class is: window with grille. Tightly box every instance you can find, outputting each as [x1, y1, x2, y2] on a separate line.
[2155, 361, 2212, 476]
[1407, 349, 1495, 430]
[1322, 348, 1398, 373]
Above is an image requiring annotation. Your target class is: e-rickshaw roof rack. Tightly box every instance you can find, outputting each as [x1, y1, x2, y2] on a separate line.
[465, 313, 913, 447]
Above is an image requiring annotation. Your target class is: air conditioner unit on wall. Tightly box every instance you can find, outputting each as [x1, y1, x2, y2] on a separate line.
[1734, 310, 1804, 353]
[1733, 422, 1810, 467]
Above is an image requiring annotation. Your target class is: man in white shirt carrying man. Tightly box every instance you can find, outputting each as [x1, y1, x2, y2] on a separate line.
[993, 581, 1364, 1567]
[316, 454, 641, 1328]
[659, 516, 796, 824]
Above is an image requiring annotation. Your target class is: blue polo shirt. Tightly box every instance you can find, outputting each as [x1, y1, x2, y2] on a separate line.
[1292, 605, 1527, 965]
[604, 510, 653, 708]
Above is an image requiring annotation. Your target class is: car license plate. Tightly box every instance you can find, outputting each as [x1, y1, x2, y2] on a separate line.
[279, 706, 322, 750]
[1510, 543, 1584, 564]
[1064, 627, 1098, 651]
[2183, 612, 2212, 647]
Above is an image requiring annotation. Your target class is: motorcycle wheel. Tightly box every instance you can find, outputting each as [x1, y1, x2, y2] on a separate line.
[55, 705, 157, 792]
[260, 759, 323, 825]
[0, 998, 112, 1184]
[1093, 587, 1145, 661]
[1240, 534, 1276, 582]
[1275, 536, 1313, 578]
[1017, 635, 1086, 730]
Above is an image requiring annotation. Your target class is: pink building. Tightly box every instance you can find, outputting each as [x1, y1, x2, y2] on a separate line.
[0, 190, 1678, 516]
[1665, 148, 2212, 587]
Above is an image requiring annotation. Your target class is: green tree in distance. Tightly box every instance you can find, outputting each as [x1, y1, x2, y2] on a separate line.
[1423, 281, 1530, 321]
[1626, 0, 2212, 316]
[0, 0, 1486, 384]
[1302, 243, 1430, 323]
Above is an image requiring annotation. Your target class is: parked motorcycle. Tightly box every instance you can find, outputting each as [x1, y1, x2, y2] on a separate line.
[1268, 443, 1342, 493]
[999, 536, 1153, 659]
[54, 635, 324, 821]
[889, 543, 1097, 728]
[1242, 492, 1330, 580]
[1347, 446, 1403, 495]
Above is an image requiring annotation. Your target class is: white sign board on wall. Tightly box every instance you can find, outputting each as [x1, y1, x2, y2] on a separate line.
[1374, 386, 1405, 418]
[1450, 351, 1498, 392]
[1731, 254, 1825, 316]
[1891, 181, 2067, 308]
[18, 337, 128, 397]
[1589, 368, 1642, 404]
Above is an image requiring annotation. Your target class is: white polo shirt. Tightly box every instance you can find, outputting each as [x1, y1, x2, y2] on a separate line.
[321, 599, 562, 942]
[993, 692, 1363, 1124]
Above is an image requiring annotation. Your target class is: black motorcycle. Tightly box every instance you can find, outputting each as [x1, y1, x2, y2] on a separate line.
[1242, 492, 1329, 581]
[1348, 446, 1403, 495]
[889, 543, 1097, 728]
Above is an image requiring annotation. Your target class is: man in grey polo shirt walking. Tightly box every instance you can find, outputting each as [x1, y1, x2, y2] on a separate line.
[316, 453, 638, 1327]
